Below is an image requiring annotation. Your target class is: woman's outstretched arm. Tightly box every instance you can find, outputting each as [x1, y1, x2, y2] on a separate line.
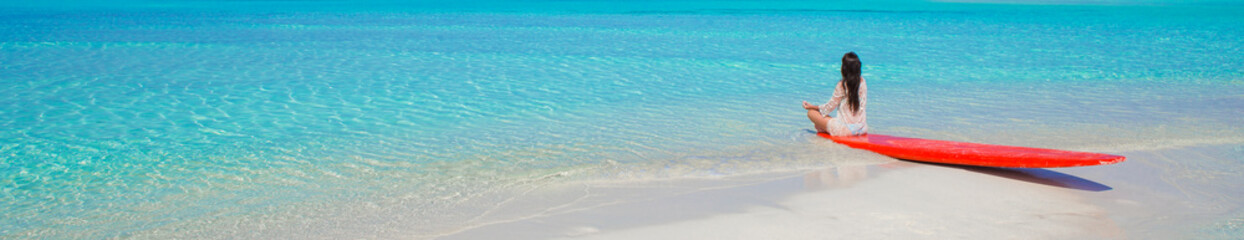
[818, 81, 846, 117]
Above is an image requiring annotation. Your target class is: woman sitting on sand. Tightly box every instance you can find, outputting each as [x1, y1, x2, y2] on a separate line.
[802, 52, 868, 136]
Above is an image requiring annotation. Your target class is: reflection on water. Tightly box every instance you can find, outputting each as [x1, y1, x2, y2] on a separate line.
[803, 162, 917, 190]
[804, 165, 870, 190]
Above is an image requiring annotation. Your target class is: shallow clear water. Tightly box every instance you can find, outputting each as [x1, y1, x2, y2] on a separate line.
[1, 0, 1242, 238]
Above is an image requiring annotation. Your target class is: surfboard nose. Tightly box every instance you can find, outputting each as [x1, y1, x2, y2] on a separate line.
[1100, 155, 1127, 165]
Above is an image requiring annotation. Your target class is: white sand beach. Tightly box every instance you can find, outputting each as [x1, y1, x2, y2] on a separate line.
[435, 144, 1244, 239]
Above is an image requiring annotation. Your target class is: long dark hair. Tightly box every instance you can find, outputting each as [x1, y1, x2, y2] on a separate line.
[841, 52, 862, 112]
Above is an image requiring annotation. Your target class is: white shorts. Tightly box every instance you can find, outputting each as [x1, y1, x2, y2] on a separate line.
[826, 118, 867, 137]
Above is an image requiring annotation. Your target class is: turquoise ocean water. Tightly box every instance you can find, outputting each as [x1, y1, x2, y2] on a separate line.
[2, 0, 1243, 238]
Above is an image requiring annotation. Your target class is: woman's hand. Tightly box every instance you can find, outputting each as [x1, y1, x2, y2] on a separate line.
[802, 101, 819, 110]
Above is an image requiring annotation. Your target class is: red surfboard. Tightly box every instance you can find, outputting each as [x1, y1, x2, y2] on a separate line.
[819, 133, 1125, 168]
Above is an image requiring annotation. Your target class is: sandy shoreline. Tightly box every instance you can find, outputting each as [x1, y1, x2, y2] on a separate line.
[435, 144, 1244, 239]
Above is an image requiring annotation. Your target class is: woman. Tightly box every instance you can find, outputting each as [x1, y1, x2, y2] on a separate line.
[802, 52, 867, 136]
